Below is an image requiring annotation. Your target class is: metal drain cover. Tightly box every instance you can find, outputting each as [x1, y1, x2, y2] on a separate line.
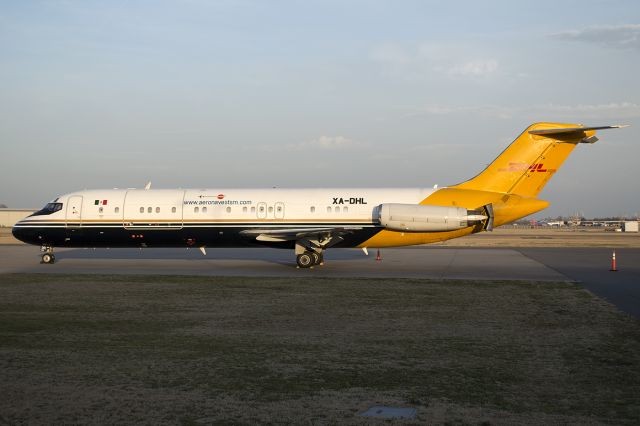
[359, 406, 417, 419]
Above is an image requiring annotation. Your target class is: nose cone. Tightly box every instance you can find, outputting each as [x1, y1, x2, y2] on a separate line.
[12, 223, 27, 243]
[12, 221, 38, 245]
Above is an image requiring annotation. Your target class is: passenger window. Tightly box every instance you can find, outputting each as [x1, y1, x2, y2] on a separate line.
[194, 207, 199, 213]
[172, 207, 176, 213]
[310, 206, 315, 213]
[115, 207, 120, 213]
[147, 207, 152, 213]
[343, 206, 348, 213]
[327, 206, 331, 213]
[99, 207, 103, 213]
[334, 206, 340, 213]
[277, 206, 282, 212]
[243, 207, 247, 213]
[202, 207, 207, 213]
[140, 207, 144, 213]
[251, 207, 256, 213]
[226, 207, 231, 213]
[259, 206, 265, 212]
[268, 206, 273, 213]
[156, 207, 160, 213]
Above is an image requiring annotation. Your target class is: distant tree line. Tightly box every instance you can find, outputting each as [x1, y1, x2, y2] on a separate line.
[511, 215, 639, 226]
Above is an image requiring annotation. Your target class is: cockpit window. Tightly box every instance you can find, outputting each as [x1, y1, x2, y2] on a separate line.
[45, 203, 63, 212]
[31, 203, 63, 216]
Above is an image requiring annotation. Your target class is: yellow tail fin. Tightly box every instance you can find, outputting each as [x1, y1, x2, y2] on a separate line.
[453, 122, 624, 197]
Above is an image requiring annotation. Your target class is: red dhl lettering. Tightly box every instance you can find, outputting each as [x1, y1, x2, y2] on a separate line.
[528, 164, 547, 172]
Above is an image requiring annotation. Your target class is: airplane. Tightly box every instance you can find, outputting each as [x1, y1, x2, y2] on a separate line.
[12, 122, 626, 268]
[543, 220, 567, 227]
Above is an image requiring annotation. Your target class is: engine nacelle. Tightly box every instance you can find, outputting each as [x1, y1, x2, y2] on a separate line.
[377, 203, 487, 232]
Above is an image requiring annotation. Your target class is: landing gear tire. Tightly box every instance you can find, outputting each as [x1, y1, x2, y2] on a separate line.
[312, 252, 324, 266]
[41, 253, 55, 264]
[296, 252, 314, 269]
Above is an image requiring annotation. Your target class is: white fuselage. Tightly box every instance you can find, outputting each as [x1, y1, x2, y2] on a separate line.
[13, 187, 439, 250]
[26, 188, 436, 226]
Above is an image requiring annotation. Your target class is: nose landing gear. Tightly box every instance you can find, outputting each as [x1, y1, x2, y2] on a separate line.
[40, 246, 55, 264]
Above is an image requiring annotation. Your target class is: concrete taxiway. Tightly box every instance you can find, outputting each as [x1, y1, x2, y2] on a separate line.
[517, 248, 640, 320]
[0, 245, 566, 280]
[1, 245, 638, 318]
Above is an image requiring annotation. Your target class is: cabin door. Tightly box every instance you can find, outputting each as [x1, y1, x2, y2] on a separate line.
[66, 195, 83, 227]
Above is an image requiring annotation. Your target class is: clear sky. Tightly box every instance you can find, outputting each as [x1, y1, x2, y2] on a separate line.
[1, 0, 639, 218]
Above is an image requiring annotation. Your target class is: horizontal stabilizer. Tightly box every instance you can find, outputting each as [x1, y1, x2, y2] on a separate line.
[528, 125, 628, 136]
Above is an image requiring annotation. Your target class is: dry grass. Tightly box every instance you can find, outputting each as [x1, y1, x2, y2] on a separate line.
[1, 274, 639, 425]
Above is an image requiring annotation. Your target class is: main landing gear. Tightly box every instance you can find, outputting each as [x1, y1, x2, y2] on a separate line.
[296, 251, 324, 268]
[41, 245, 55, 264]
[294, 234, 334, 269]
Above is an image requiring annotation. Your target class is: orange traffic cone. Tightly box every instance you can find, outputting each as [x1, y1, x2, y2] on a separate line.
[610, 250, 617, 272]
[375, 249, 382, 262]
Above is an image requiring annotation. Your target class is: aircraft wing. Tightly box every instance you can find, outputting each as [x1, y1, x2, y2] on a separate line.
[240, 227, 362, 242]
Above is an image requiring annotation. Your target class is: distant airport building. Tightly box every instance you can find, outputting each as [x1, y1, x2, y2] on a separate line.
[624, 221, 639, 233]
[0, 209, 36, 228]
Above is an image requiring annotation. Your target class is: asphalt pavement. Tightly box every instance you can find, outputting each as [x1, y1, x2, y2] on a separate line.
[1, 245, 638, 318]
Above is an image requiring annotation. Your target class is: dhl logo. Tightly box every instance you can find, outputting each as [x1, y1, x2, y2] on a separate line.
[528, 163, 547, 172]
[499, 162, 550, 173]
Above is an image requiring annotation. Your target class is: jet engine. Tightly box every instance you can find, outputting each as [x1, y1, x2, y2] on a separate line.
[377, 203, 488, 232]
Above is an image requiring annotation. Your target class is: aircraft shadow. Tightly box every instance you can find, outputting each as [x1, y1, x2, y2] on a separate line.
[58, 247, 367, 266]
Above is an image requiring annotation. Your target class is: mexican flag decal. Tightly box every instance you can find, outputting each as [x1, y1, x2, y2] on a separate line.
[94, 200, 108, 205]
